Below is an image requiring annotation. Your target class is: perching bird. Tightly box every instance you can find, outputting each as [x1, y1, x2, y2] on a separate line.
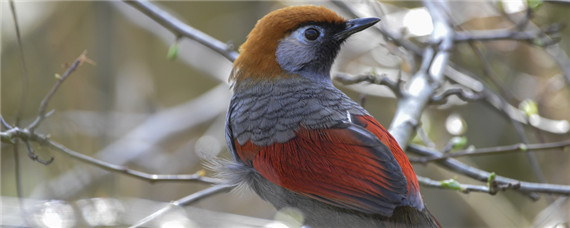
[224, 5, 440, 228]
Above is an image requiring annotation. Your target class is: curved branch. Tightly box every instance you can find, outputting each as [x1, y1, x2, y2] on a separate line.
[28, 50, 91, 131]
[409, 144, 570, 197]
[332, 1, 423, 56]
[388, 0, 454, 147]
[333, 72, 402, 97]
[6, 127, 221, 184]
[414, 140, 570, 163]
[130, 185, 231, 228]
[123, 0, 238, 62]
[30, 84, 229, 199]
[418, 176, 499, 194]
[430, 87, 484, 104]
[454, 28, 560, 46]
[445, 65, 569, 134]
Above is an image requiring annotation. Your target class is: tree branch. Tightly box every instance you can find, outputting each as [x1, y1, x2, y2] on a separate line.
[122, 0, 238, 62]
[4, 127, 221, 184]
[30, 84, 229, 199]
[388, 0, 454, 147]
[430, 87, 484, 104]
[333, 72, 403, 97]
[332, 1, 424, 56]
[454, 27, 560, 46]
[445, 64, 569, 134]
[418, 176, 500, 194]
[409, 144, 570, 197]
[28, 50, 92, 131]
[130, 185, 231, 228]
[413, 140, 570, 163]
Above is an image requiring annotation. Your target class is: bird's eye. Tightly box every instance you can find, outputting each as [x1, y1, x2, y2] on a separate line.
[304, 28, 320, 41]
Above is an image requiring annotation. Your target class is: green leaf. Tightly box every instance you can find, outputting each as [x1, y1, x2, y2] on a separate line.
[450, 136, 468, 150]
[527, 0, 543, 10]
[533, 38, 544, 47]
[487, 172, 496, 186]
[167, 43, 179, 61]
[441, 179, 464, 191]
[1, 132, 15, 144]
[54, 73, 61, 80]
[411, 133, 423, 145]
[518, 143, 528, 151]
[497, 0, 505, 13]
[519, 99, 538, 117]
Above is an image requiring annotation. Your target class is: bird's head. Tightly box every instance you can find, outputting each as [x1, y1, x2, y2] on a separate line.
[230, 5, 380, 85]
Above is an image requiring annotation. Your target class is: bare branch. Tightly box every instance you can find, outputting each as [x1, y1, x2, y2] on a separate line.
[454, 28, 560, 46]
[409, 144, 570, 197]
[123, 0, 238, 62]
[468, 37, 550, 185]
[419, 175, 527, 195]
[130, 185, 231, 228]
[414, 140, 570, 163]
[388, 0, 454, 147]
[430, 87, 484, 104]
[332, 1, 423, 56]
[333, 72, 402, 97]
[5, 127, 221, 184]
[28, 50, 91, 131]
[10, 0, 30, 129]
[418, 176, 498, 194]
[446, 65, 569, 134]
[1, 115, 13, 129]
[24, 139, 53, 165]
[30, 84, 229, 199]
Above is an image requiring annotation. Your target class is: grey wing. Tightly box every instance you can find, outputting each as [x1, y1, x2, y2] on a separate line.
[225, 96, 240, 162]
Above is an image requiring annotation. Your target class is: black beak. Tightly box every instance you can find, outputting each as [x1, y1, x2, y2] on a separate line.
[335, 17, 380, 41]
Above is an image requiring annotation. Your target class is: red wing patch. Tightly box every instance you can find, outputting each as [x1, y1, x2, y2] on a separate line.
[234, 119, 414, 216]
[354, 115, 422, 209]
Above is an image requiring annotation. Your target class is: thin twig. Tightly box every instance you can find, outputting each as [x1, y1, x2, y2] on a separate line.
[130, 185, 231, 228]
[333, 72, 402, 97]
[332, 1, 424, 56]
[12, 141, 28, 226]
[417, 176, 495, 194]
[445, 65, 569, 134]
[42, 135, 221, 184]
[430, 88, 484, 104]
[9, 2, 33, 225]
[417, 176, 520, 195]
[408, 144, 570, 197]
[29, 84, 229, 199]
[123, 0, 238, 62]
[468, 39, 549, 187]
[1, 115, 13, 129]
[28, 50, 91, 131]
[24, 139, 53, 165]
[498, 1, 570, 85]
[413, 140, 570, 163]
[4, 127, 221, 184]
[454, 29, 560, 46]
[10, 0, 29, 128]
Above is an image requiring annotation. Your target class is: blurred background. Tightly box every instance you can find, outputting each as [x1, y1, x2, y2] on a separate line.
[2, 1, 570, 227]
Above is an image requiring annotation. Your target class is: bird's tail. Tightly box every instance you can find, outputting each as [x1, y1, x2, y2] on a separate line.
[385, 206, 441, 228]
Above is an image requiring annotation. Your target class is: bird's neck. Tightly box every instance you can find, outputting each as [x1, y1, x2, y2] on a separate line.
[231, 74, 332, 93]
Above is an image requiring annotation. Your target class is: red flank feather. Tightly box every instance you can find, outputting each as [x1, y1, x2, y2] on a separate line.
[234, 115, 422, 216]
[355, 115, 422, 205]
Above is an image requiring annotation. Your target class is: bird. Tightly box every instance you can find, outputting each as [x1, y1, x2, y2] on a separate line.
[223, 5, 440, 228]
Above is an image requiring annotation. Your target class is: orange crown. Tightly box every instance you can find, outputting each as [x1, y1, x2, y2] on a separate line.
[230, 5, 346, 82]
